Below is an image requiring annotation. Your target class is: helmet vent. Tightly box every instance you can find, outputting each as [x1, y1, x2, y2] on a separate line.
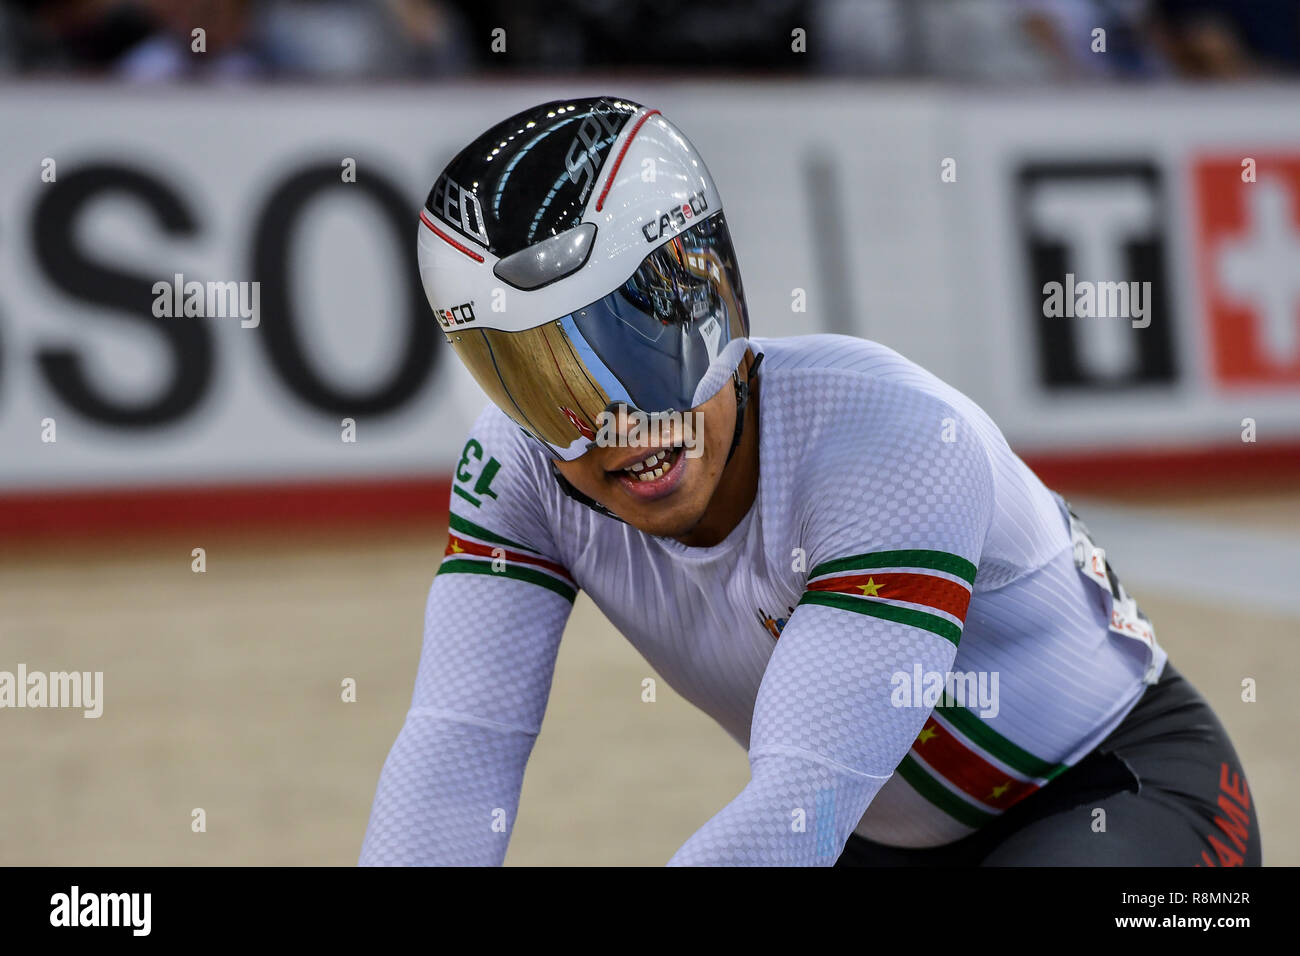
[492, 223, 598, 291]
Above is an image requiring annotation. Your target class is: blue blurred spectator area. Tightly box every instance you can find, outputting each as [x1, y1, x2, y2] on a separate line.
[0, 0, 1297, 80]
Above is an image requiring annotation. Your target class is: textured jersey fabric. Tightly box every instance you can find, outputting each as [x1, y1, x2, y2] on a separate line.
[359, 333, 1167, 865]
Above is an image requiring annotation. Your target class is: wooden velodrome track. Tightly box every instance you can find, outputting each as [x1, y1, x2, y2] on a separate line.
[1, 489, 1295, 865]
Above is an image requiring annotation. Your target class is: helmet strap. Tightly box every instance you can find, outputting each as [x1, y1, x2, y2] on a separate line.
[724, 351, 764, 467]
[550, 460, 626, 524]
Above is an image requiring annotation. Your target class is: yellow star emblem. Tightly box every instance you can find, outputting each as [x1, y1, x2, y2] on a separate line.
[916, 726, 937, 745]
[990, 781, 1011, 800]
[857, 578, 883, 597]
[449, 538, 464, 554]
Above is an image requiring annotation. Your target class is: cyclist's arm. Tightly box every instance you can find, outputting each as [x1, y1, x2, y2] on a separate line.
[359, 409, 575, 866]
[668, 400, 994, 866]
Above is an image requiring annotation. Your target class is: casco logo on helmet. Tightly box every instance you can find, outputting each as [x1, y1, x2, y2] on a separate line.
[641, 191, 709, 243]
[435, 301, 476, 328]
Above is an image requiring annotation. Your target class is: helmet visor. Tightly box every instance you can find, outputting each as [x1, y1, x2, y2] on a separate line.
[445, 211, 749, 460]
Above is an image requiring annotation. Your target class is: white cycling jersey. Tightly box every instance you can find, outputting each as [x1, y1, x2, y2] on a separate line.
[360, 333, 1166, 865]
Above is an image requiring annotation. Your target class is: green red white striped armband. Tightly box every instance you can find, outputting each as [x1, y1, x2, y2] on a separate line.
[436, 514, 577, 603]
[896, 704, 1070, 829]
[798, 549, 977, 646]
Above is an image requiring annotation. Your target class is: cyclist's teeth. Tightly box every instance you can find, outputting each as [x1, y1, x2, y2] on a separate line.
[626, 449, 673, 481]
[628, 450, 665, 474]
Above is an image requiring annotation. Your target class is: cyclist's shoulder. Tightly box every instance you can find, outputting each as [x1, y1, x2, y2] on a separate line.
[445, 404, 567, 553]
[753, 335, 1068, 581]
[756, 334, 992, 446]
[755, 336, 994, 498]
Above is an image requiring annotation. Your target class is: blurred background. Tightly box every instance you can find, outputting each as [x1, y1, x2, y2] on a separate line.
[1, 0, 1297, 865]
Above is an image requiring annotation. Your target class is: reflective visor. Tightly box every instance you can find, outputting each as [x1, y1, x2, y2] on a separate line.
[445, 211, 749, 460]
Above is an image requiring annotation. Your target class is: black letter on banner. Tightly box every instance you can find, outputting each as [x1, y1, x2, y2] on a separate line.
[251, 163, 436, 415]
[32, 164, 212, 426]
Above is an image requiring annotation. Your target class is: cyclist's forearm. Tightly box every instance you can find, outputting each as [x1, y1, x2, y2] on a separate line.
[359, 709, 535, 866]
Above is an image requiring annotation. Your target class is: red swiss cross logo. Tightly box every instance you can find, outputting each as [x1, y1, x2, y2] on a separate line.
[1193, 155, 1300, 386]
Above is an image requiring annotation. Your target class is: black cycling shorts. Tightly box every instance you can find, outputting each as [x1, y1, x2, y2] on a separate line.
[836, 662, 1261, 866]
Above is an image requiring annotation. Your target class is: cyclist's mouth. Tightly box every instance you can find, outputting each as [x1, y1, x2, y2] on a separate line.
[610, 445, 688, 501]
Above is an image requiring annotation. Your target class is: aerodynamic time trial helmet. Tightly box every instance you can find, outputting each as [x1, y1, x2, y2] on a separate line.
[417, 96, 752, 461]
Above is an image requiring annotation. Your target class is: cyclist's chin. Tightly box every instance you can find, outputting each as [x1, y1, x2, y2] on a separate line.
[608, 455, 715, 538]
[621, 495, 709, 539]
